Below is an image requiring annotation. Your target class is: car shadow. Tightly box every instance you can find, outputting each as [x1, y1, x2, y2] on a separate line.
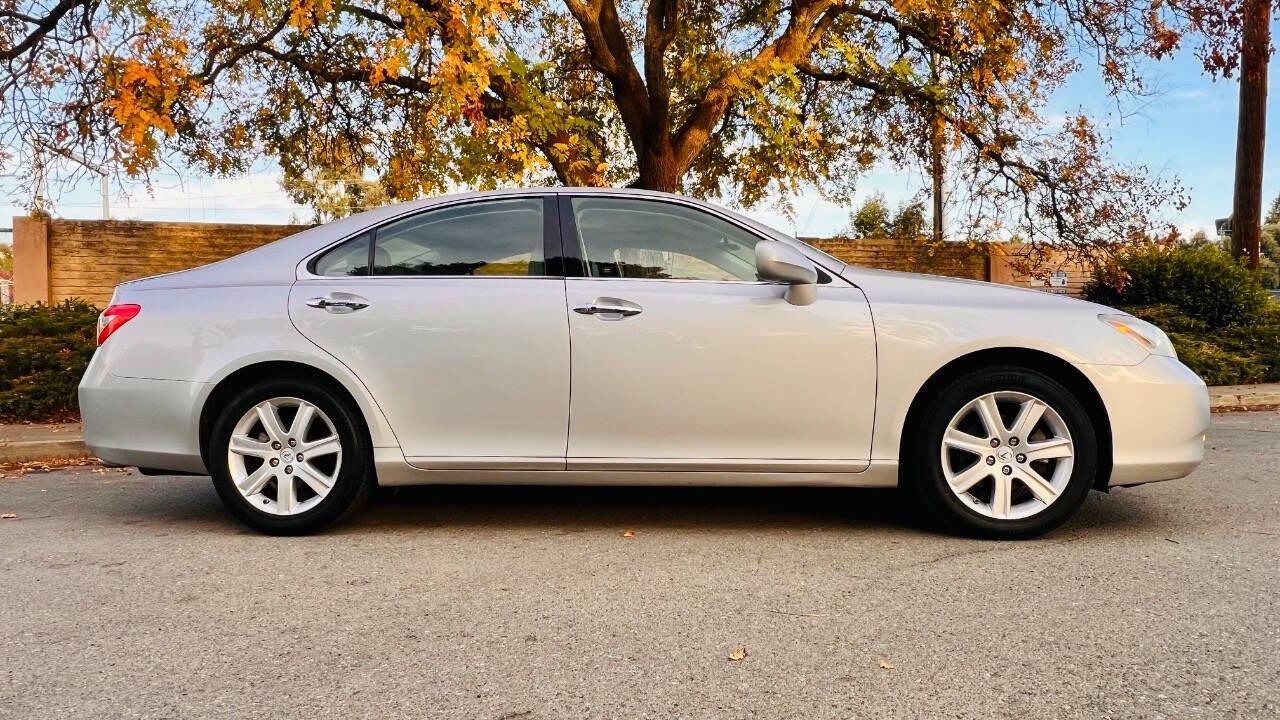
[349, 484, 931, 535]
[345, 483, 1174, 541]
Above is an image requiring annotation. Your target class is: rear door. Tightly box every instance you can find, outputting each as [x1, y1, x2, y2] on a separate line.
[288, 195, 570, 469]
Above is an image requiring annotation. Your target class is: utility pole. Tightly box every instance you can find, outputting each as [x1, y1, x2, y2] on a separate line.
[32, 143, 46, 214]
[1232, 0, 1270, 270]
[930, 51, 944, 244]
[33, 140, 110, 220]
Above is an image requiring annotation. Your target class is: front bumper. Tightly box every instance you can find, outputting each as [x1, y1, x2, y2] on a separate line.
[1081, 355, 1209, 487]
[78, 354, 209, 474]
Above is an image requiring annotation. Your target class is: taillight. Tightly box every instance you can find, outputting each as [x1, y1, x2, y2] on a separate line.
[97, 304, 141, 346]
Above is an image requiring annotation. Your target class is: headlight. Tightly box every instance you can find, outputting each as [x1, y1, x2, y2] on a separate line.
[1098, 314, 1177, 358]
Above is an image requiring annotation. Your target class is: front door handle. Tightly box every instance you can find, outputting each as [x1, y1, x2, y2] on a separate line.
[306, 292, 370, 314]
[573, 297, 643, 319]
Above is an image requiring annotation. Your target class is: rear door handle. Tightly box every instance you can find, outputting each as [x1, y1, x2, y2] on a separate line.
[572, 297, 643, 319]
[306, 292, 370, 314]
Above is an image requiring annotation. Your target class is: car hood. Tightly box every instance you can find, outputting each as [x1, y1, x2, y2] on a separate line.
[840, 265, 1112, 314]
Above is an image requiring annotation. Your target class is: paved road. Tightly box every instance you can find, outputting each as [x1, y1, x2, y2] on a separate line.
[2, 414, 1278, 719]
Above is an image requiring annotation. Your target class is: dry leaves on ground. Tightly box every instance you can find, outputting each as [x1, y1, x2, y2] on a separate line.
[0, 457, 121, 478]
[878, 659, 895, 670]
[727, 646, 748, 662]
[1, 512, 16, 519]
[621, 529, 636, 538]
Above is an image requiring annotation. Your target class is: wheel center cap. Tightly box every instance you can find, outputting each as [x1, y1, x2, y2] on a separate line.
[280, 448, 295, 463]
[997, 447, 1013, 462]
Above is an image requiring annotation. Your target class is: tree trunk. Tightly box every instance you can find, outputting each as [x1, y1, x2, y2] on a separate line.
[1232, 0, 1270, 270]
[632, 140, 681, 193]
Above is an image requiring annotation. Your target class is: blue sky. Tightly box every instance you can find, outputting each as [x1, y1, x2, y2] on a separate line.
[4, 31, 1277, 240]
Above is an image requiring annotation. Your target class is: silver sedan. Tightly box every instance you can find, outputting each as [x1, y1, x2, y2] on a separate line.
[79, 188, 1209, 537]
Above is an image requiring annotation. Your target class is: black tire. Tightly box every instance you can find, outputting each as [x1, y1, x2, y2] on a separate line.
[906, 365, 1098, 539]
[208, 377, 373, 535]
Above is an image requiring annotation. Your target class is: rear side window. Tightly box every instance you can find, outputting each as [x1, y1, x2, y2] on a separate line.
[372, 198, 545, 276]
[312, 232, 371, 277]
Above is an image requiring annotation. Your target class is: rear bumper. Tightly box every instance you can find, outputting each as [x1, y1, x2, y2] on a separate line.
[1082, 355, 1209, 487]
[78, 354, 209, 474]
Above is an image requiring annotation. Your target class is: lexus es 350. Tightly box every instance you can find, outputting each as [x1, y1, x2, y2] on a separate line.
[78, 188, 1209, 537]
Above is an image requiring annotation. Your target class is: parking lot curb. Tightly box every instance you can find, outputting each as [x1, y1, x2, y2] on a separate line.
[0, 423, 93, 465]
[0, 437, 92, 464]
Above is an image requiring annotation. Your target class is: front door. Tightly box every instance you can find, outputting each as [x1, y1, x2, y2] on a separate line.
[560, 195, 876, 471]
[289, 196, 569, 468]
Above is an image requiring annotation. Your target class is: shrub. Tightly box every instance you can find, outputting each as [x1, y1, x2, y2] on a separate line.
[1083, 244, 1272, 328]
[0, 300, 99, 422]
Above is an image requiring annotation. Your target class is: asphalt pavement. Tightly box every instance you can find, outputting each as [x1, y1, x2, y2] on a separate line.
[2, 412, 1278, 719]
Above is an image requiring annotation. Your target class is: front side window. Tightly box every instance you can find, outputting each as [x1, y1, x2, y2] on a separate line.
[372, 198, 545, 276]
[569, 197, 761, 281]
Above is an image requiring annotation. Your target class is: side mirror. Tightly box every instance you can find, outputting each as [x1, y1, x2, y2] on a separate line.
[755, 240, 818, 306]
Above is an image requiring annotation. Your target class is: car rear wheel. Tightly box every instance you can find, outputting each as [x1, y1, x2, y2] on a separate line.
[908, 366, 1097, 538]
[208, 378, 372, 535]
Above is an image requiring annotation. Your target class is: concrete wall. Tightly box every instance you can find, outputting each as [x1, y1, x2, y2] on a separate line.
[11, 216, 1092, 307]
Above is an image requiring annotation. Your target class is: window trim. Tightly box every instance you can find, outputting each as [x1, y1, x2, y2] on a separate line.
[557, 194, 831, 284]
[300, 194, 563, 280]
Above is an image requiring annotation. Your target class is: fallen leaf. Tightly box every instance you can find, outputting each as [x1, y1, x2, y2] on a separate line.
[727, 646, 748, 661]
[1, 513, 16, 519]
[878, 659, 894, 670]
[0, 457, 106, 475]
[621, 529, 636, 538]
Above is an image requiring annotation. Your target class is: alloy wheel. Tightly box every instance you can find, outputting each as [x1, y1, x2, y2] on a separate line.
[226, 396, 343, 516]
[940, 390, 1075, 520]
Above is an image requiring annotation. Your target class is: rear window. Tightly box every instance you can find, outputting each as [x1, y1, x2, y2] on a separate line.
[371, 199, 545, 276]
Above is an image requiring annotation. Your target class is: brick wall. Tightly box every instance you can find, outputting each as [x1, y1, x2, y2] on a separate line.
[16, 219, 307, 307]
[811, 237, 1094, 296]
[11, 216, 1093, 307]
[808, 237, 988, 280]
[988, 244, 1094, 297]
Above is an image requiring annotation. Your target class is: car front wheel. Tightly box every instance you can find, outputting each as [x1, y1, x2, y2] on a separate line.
[909, 366, 1098, 538]
[208, 378, 372, 535]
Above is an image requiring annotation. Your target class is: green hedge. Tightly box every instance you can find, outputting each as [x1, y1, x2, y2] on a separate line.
[1083, 244, 1272, 327]
[0, 300, 99, 422]
[1085, 244, 1280, 385]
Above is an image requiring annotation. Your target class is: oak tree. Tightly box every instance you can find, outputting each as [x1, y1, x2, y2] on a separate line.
[0, 0, 1215, 257]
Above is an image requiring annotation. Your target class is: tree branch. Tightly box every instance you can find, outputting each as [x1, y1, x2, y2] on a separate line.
[563, 0, 650, 149]
[672, 0, 839, 169]
[643, 0, 681, 137]
[0, 0, 91, 63]
[795, 61, 1072, 237]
